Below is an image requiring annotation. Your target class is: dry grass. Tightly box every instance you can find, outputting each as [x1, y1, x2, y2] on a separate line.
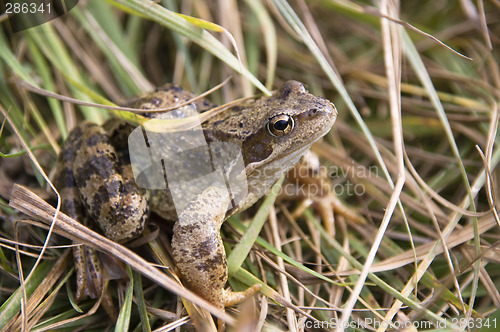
[1, 0, 500, 331]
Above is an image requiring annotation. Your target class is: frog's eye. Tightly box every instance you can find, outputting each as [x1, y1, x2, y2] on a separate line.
[267, 114, 294, 137]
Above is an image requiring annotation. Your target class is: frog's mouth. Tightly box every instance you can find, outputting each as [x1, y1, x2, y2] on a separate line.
[244, 143, 311, 178]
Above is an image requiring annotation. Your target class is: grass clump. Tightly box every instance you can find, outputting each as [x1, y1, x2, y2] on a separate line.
[1, 0, 499, 331]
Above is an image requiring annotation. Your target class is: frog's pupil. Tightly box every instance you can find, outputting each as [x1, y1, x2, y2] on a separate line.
[274, 119, 289, 130]
[267, 114, 294, 137]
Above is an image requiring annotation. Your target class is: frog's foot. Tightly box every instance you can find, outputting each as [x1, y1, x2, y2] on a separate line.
[223, 284, 262, 307]
[284, 150, 365, 235]
[73, 245, 119, 320]
[212, 285, 262, 331]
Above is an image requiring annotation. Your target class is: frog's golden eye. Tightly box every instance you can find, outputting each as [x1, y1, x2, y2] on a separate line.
[267, 114, 294, 137]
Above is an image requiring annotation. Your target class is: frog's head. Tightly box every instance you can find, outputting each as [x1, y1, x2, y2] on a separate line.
[208, 80, 337, 213]
[209, 80, 337, 171]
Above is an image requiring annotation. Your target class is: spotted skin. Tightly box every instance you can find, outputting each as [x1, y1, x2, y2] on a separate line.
[171, 186, 229, 307]
[67, 122, 150, 242]
[55, 81, 337, 325]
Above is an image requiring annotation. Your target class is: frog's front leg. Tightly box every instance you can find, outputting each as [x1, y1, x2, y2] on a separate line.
[171, 187, 261, 317]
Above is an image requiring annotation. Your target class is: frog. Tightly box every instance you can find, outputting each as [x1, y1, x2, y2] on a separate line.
[54, 80, 337, 323]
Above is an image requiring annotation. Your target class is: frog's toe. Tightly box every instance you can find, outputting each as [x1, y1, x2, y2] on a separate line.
[73, 245, 119, 320]
[223, 284, 262, 307]
[74, 245, 106, 300]
[73, 246, 89, 301]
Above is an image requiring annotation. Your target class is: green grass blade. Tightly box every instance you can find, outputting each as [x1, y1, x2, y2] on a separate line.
[271, 0, 393, 187]
[108, 0, 270, 95]
[0, 260, 53, 328]
[244, 0, 277, 89]
[227, 176, 285, 277]
[25, 37, 67, 140]
[115, 266, 134, 332]
[133, 271, 151, 332]
[24, 24, 105, 122]
[71, 5, 151, 95]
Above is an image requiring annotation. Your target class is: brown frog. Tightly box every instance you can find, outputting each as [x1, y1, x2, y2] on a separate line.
[55, 80, 337, 322]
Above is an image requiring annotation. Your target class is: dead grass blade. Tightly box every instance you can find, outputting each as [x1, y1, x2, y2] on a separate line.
[8, 184, 234, 325]
[348, 213, 497, 274]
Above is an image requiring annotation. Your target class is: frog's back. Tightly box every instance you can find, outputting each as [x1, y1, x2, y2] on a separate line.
[122, 84, 217, 118]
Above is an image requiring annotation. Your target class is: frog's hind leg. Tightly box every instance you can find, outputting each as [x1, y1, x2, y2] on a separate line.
[56, 126, 91, 301]
[55, 124, 117, 318]
[72, 122, 150, 243]
[57, 121, 149, 319]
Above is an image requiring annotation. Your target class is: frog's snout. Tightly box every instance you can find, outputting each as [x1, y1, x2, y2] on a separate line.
[325, 100, 338, 124]
[304, 98, 337, 140]
[310, 98, 337, 128]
